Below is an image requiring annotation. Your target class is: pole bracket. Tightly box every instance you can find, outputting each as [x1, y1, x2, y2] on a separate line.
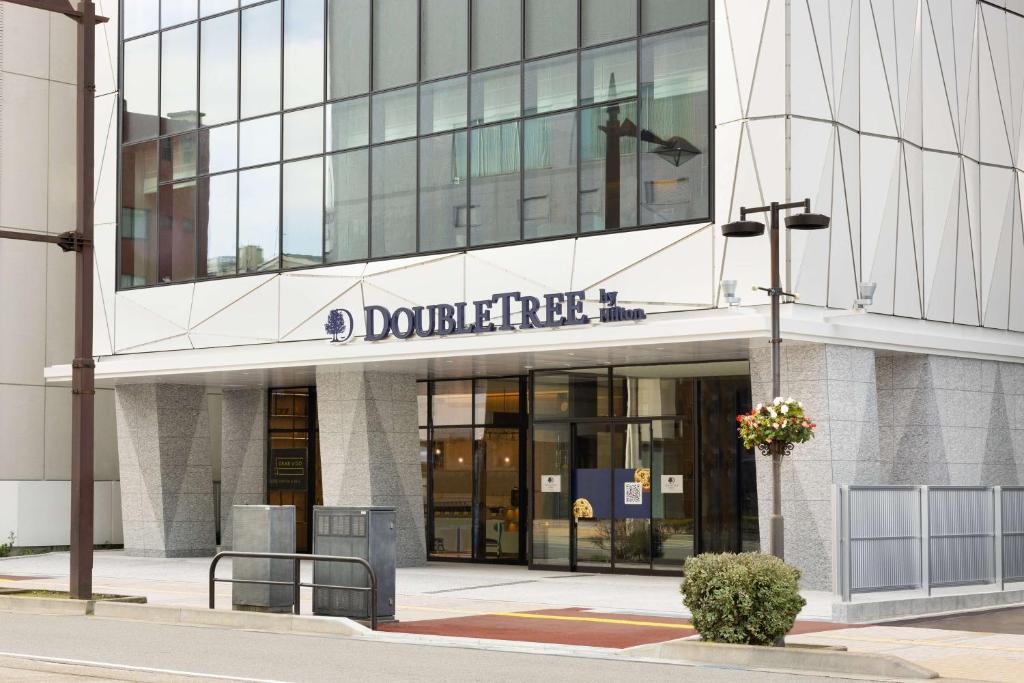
[71, 357, 96, 395]
[56, 231, 90, 253]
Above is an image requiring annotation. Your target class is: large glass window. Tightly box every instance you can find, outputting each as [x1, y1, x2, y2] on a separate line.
[639, 27, 709, 224]
[419, 132, 468, 252]
[200, 14, 239, 127]
[524, 112, 577, 239]
[325, 149, 369, 262]
[283, 158, 324, 269]
[371, 141, 417, 257]
[422, 378, 525, 562]
[122, 36, 159, 143]
[160, 24, 198, 134]
[119, 1, 711, 289]
[120, 142, 160, 287]
[241, 1, 281, 118]
[238, 165, 280, 272]
[284, 0, 325, 109]
[197, 173, 237, 278]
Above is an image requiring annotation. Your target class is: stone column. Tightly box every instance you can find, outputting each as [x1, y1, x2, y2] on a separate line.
[316, 367, 425, 567]
[114, 384, 216, 557]
[219, 388, 267, 549]
[748, 342, 880, 590]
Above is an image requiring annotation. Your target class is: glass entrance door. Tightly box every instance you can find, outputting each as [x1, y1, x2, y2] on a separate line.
[571, 421, 654, 572]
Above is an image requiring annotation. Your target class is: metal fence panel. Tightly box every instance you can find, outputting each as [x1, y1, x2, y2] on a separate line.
[848, 487, 921, 592]
[928, 487, 994, 587]
[1002, 488, 1024, 581]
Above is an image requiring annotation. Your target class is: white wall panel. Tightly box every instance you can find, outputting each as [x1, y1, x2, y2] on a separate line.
[278, 268, 364, 341]
[115, 285, 194, 352]
[0, 73, 49, 231]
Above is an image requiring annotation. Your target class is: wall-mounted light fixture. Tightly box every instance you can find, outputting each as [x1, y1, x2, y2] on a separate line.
[855, 282, 877, 310]
[720, 279, 742, 306]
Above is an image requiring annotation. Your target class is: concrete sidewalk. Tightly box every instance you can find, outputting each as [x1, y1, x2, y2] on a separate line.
[0, 549, 835, 621]
[4, 550, 1022, 680]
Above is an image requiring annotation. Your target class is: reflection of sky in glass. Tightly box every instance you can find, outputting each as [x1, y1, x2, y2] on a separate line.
[200, 13, 238, 126]
[122, 36, 159, 141]
[162, 0, 198, 27]
[239, 115, 281, 168]
[205, 124, 237, 174]
[160, 24, 198, 128]
[284, 0, 325, 108]
[201, 0, 238, 18]
[241, 1, 281, 118]
[204, 173, 237, 269]
[239, 166, 280, 271]
[284, 107, 324, 159]
[283, 158, 325, 262]
[124, 0, 159, 38]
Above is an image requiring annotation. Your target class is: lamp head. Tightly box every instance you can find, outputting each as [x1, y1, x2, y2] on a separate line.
[721, 220, 765, 237]
[785, 212, 831, 230]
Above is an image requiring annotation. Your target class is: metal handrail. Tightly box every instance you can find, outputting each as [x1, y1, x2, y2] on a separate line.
[209, 551, 379, 630]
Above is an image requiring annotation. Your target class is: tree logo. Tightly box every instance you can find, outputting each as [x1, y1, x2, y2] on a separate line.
[324, 308, 354, 343]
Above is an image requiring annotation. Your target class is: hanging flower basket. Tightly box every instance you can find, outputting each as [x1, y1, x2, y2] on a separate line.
[737, 397, 816, 457]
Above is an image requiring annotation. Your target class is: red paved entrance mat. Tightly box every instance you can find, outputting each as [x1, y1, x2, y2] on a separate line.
[380, 607, 859, 649]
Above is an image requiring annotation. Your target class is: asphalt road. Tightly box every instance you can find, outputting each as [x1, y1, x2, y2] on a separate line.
[0, 612, 880, 682]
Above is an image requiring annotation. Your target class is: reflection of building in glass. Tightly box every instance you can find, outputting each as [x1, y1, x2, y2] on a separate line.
[117, 1, 710, 288]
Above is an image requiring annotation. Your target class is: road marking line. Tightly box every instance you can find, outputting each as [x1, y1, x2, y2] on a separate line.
[398, 604, 693, 628]
[0, 651, 288, 683]
[490, 612, 693, 629]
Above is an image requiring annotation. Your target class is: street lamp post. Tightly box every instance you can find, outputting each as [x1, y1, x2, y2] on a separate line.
[0, 0, 106, 599]
[721, 199, 830, 559]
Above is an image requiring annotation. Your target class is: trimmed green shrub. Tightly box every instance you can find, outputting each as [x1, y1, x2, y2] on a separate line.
[680, 552, 805, 646]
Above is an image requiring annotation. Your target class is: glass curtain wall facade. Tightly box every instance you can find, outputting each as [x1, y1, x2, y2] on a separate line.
[118, 0, 711, 288]
[418, 378, 527, 562]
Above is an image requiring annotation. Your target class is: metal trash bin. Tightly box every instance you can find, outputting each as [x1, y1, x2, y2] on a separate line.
[312, 506, 395, 621]
[231, 505, 295, 612]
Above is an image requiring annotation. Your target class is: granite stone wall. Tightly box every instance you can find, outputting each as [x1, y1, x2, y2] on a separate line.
[315, 367, 425, 567]
[114, 384, 216, 557]
[219, 388, 267, 549]
[749, 342, 881, 590]
[877, 355, 1024, 486]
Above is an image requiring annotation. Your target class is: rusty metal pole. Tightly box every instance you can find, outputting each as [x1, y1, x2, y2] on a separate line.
[69, 0, 96, 600]
[0, 0, 106, 601]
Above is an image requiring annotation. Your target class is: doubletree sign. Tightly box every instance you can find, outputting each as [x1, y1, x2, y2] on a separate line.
[324, 289, 645, 343]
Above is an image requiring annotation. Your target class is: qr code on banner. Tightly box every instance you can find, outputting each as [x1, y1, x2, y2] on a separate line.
[623, 482, 643, 505]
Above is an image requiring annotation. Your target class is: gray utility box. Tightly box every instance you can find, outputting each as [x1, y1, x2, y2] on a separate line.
[231, 505, 295, 613]
[312, 506, 396, 621]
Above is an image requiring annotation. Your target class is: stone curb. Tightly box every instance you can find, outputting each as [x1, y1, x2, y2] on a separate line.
[623, 638, 938, 679]
[0, 594, 145, 616]
[92, 601, 371, 637]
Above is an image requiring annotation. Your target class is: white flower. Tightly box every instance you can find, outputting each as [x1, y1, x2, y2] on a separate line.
[798, 401, 804, 408]
[756, 403, 763, 411]
[780, 404, 789, 414]
[768, 408, 777, 418]
[773, 397, 783, 405]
